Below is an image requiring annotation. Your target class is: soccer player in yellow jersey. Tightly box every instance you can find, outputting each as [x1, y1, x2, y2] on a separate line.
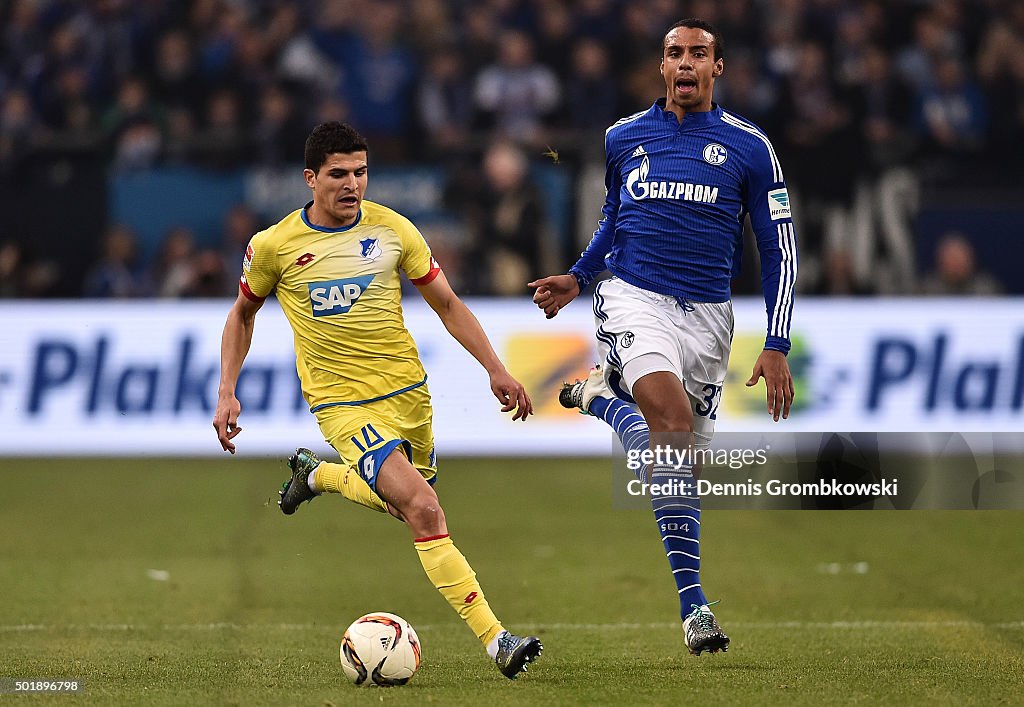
[212, 122, 542, 679]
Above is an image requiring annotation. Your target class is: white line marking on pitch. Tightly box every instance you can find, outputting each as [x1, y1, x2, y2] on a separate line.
[1, 621, 1022, 632]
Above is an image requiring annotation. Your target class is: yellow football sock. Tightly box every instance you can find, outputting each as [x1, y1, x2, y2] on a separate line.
[415, 535, 504, 646]
[314, 461, 389, 514]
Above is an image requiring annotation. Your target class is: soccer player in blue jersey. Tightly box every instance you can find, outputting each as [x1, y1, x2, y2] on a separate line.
[530, 19, 796, 656]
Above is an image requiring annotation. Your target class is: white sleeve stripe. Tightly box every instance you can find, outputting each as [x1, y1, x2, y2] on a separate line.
[771, 224, 787, 337]
[722, 112, 782, 182]
[770, 222, 797, 338]
[781, 223, 796, 337]
[720, 110, 774, 147]
[778, 223, 794, 338]
[720, 109, 764, 134]
[721, 112, 783, 182]
[721, 110, 793, 336]
[605, 110, 647, 135]
[770, 223, 793, 337]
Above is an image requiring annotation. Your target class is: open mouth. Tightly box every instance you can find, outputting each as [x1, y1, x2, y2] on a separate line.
[675, 78, 697, 94]
[338, 195, 358, 206]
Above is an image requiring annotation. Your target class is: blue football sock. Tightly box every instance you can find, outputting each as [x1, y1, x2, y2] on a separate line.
[588, 396, 649, 480]
[651, 462, 708, 615]
[590, 395, 708, 615]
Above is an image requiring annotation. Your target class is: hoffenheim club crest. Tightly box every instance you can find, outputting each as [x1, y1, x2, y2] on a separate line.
[360, 238, 382, 262]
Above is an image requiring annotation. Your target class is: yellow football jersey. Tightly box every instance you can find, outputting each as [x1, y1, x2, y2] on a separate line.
[240, 199, 440, 412]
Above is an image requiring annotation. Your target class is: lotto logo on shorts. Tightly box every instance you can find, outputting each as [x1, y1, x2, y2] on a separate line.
[308, 276, 375, 316]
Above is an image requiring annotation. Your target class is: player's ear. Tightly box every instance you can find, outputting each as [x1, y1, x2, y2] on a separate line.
[303, 168, 316, 189]
[712, 58, 724, 77]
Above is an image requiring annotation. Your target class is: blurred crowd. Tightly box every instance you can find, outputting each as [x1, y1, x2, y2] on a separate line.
[1, 0, 1021, 298]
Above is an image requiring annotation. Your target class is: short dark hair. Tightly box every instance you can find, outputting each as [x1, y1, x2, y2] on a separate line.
[665, 18, 724, 60]
[304, 122, 369, 173]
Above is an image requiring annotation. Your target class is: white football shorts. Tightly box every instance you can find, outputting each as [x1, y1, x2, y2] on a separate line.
[591, 277, 734, 445]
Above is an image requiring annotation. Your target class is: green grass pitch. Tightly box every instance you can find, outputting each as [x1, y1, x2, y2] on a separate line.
[2, 457, 1022, 705]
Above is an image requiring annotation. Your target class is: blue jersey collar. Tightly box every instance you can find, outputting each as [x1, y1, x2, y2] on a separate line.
[653, 98, 723, 128]
[301, 200, 362, 232]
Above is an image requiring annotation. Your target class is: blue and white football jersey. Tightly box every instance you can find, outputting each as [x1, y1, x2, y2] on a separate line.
[570, 99, 797, 354]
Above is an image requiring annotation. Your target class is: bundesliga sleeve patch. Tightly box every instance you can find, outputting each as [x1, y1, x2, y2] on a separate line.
[768, 188, 791, 220]
[243, 242, 255, 272]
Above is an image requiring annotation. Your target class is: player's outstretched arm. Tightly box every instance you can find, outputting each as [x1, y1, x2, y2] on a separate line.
[214, 291, 264, 452]
[745, 349, 794, 422]
[528, 274, 580, 319]
[416, 272, 533, 421]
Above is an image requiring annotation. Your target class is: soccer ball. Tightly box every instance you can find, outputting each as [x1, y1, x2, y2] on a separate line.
[339, 612, 421, 686]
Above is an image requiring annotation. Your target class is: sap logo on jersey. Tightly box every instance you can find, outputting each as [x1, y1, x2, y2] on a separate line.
[626, 153, 720, 203]
[308, 276, 375, 316]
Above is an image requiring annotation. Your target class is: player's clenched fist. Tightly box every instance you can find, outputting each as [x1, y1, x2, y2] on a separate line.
[528, 274, 580, 319]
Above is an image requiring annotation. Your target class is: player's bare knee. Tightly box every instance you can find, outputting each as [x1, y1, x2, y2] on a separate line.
[403, 491, 446, 534]
[632, 373, 692, 433]
[641, 401, 693, 434]
[647, 412, 693, 434]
